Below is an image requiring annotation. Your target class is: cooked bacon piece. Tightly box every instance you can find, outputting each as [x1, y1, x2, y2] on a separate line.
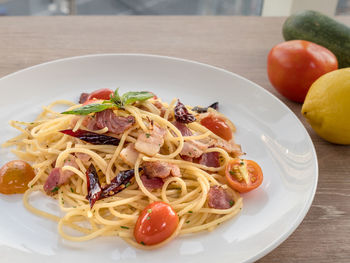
[194, 132, 242, 157]
[153, 101, 166, 117]
[61, 157, 79, 181]
[79, 93, 89, 104]
[75, 152, 91, 164]
[140, 175, 164, 190]
[135, 124, 166, 156]
[174, 100, 196, 123]
[44, 157, 79, 194]
[173, 121, 202, 161]
[70, 116, 80, 129]
[173, 118, 239, 159]
[180, 140, 208, 158]
[82, 116, 99, 130]
[172, 121, 210, 158]
[120, 143, 139, 166]
[180, 155, 193, 162]
[152, 123, 167, 137]
[143, 161, 181, 179]
[214, 139, 242, 156]
[71, 115, 98, 131]
[198, 151, 220, 167]
[173, 121, 193, 136]
[208, 185, 234, 209]
[95, 109, 135, 134]
[43, 168, 61, 194]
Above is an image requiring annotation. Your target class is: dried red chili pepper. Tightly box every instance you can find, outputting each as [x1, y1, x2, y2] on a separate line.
[100, 169, 139, 198]
[174, 100, 196, 123]
[86, 164, 102, 208]
[60, 129, 120, 146]
[85, 164, 139, 208]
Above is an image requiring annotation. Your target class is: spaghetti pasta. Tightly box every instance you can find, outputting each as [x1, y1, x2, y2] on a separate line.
[1, 88, 262, 249]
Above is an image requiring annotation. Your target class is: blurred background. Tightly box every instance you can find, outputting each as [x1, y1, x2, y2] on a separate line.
[0, 0, 349, 16]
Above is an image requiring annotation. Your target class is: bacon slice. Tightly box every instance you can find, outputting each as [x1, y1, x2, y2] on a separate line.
[140, 175, 164, 190]
[94, 109, 135, 134]
[153, 101, 166, 117]
[43, 168, 62, 194]
[61, 157, 79, 182]
[173, 121, 197, 161]
[120, 143, 139, 166]
[214, 138, 242, 156]
[135, 124, 166, 156]
[208, 186, 234, 209]
[44, 157, 79, 194]
[180, 155, 193, 162]
[70, 116, 80, 129]
[180, 140, 208, 158]
[173, 121, 193, 136]
[75, 152, 91, 165]
[71, 115, 98, 130]
[172, 121, 209, 158]
[198, 151, 220, 167]
[82, 115, 99, 131]
[143, 161, 181, 179]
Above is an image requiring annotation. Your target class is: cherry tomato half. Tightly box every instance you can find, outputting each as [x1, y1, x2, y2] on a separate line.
[0, 160, 35, 194]
[200, 114, 232, 141]
[267, 40, 338, 103]
[87, 88, 113, 101]
[134, 201, 179, 246]
[225, 159, 263, 193]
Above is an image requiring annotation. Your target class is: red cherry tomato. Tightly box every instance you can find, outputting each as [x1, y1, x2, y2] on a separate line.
[134, 201, 179, 246]
[200, 115, 232, 141]
[0, 160, 35, 194]
[225, 159, 263, 193]
[87, 88, 113, 101]
[82, 98, 103, 106]
[267, 40, 338, 103]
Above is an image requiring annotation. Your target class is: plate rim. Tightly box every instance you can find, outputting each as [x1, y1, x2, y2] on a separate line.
[0, 53, 318, 263]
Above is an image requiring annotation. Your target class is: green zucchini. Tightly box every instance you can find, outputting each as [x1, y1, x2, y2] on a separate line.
[283, 10, 350, 68]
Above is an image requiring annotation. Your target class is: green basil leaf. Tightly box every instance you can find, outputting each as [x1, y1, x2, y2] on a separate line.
[61, 103, 115, 115]
[110, 88, 121, 104]
[121, 91, 154, 105]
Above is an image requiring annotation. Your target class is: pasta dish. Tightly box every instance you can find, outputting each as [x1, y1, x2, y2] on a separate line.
[0, 88, 263, 248]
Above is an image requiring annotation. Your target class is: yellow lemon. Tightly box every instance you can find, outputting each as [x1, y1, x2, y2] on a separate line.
[301, 68, 350, 145]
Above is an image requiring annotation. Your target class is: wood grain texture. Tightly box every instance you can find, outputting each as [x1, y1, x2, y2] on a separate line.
[0, 16, 349, 262]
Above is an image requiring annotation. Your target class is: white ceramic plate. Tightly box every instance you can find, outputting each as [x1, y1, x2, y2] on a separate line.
[0, 54, 318, 263]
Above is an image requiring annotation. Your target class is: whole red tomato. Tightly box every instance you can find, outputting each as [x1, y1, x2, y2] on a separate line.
[134, 201, 178, 246]
[267, 40, 338, 103]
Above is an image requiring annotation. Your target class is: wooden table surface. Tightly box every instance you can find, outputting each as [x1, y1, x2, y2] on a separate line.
[0, 16, 349, 262]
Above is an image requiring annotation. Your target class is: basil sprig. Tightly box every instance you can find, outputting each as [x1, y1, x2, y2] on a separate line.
[61, 103, 115, 116]
[121, 91, 154, 105]
[61, 89, 153, 115]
